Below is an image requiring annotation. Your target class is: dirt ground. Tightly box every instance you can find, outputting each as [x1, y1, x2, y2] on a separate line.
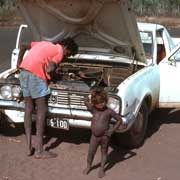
[137, 16, 180, 28]
[1, 109, 180, 180]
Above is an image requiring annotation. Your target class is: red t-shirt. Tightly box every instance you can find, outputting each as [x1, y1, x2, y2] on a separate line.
[20, 41, 63, 81]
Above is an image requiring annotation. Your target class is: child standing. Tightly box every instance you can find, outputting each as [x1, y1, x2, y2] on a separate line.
[83, 89, 122, 178]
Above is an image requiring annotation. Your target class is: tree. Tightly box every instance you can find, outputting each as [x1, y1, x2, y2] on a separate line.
[0, 0, 5, 7]
[132, 0, 180, 16]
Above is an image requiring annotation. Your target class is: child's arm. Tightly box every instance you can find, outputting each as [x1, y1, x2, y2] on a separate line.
[107, 110, 122, 137]
[84, 96, 94, 113]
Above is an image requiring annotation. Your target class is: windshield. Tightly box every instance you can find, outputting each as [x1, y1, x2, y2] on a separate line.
[139, 31, 153, 60]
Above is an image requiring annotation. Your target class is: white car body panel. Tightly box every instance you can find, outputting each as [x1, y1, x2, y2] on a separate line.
[158, 43, 180, 107]
[138, 22, 180, 108]
[172, 37, 180, 45]
[117, 64, 159, 115]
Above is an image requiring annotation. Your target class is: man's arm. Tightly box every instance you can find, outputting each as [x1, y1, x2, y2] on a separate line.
[46, 61, 59, 82]
[46, 61, 57, 74]
[17, 44, 31, 68]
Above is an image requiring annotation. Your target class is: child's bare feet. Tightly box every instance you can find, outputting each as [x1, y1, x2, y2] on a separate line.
[34, 150, 57, 159]
[83, 167, 91, 175]
[98, 168, 105, 178]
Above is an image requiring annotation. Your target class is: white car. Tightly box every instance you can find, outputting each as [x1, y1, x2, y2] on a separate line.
[1, 1, 180, 149]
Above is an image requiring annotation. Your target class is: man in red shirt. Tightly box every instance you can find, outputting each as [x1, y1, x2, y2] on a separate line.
[18, 38, 78, 159]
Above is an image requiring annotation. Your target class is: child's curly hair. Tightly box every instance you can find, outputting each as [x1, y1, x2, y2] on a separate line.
[90, 89, 108, 106]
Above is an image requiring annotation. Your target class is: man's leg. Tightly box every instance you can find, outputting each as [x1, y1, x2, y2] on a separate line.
[34, 96, 57, 159]
[83, 134, 99, 174]
[24, 96, 34, 156]
[35, 96, 47, 153]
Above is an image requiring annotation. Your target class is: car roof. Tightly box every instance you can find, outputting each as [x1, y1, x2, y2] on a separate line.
[137, 22, 164, 32]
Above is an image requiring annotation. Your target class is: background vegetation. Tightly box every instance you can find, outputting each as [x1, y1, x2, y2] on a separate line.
[0, 0, 180, 17]
[0, 0, 16, 18]
[133, 0, 180, 16]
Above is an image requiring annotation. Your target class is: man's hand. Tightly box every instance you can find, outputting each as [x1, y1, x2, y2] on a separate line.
[46, 61, 57, 74]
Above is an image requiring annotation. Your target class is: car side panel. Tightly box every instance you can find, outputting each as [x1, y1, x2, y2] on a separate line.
[117, 65, 160, 116]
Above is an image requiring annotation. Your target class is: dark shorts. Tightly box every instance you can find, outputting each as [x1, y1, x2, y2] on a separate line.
[19, 70, 50, 99]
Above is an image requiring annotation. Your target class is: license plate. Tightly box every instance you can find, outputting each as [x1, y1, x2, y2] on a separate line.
[47, 118, 69, 130]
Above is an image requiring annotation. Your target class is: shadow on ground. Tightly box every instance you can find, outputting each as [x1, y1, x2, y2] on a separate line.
[44, 127, 137, 173]
[146, 108, 180, 139]
[0, 121, 24, 137]
[44, 127, 91, 150]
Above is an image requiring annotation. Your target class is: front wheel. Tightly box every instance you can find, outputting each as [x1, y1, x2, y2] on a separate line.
[0, 112, 6, 133]
[114, 101, 149, 149]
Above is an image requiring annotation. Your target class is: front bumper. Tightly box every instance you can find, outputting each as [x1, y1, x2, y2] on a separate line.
[0, 99, 136, 133]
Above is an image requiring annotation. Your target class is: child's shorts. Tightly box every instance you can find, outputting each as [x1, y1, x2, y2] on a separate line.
[19, 69, 51, 99]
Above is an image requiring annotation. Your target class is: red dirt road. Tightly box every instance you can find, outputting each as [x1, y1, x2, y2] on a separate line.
[0, 109, 180, 180]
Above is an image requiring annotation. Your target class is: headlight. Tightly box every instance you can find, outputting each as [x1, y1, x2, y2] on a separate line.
[0, 85, 22, 100]
[1, 85, 12, 99]
[107, 96, 120, 113]
[12, 86, 22, 98]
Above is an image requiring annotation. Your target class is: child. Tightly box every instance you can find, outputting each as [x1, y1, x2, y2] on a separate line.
[83, 89, 122, 178]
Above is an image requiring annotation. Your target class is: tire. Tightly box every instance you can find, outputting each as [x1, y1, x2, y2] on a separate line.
[114, 101, 149, 149]
[0, 112, 24, 136]
[0, 112, 7, 134]
[0, 112, 10, 133]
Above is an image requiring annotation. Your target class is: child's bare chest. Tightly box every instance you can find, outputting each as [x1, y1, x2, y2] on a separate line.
[93, 109, 111, 122]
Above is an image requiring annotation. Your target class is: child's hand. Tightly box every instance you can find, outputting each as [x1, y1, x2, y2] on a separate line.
[121, 120, 128, 129]
[90, 89, 96, 97]
[84, 95, 90, 102]
[106, 130, 113, 137]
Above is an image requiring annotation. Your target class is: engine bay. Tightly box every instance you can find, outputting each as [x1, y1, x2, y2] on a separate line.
[53, 63, 106, 87]
[3, 59, 138, 93]
[49, 61, 134, 91]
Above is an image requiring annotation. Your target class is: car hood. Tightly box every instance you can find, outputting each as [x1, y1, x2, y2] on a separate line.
[17, 0, 146, 63]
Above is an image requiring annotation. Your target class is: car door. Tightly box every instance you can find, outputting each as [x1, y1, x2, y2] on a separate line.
[11, 24, 28, 69]
[158, 43, 180, 108]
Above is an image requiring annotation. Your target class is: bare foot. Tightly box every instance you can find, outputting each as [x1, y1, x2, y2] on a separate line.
[98, 168, 105, 178]
[34, 151, 57, 159]
[83, 167, 91, 175]
[27, 147, 35, 156]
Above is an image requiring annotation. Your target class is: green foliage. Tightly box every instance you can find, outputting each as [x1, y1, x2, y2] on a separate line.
[0, 0, 16, 18]
[0, 0, 5, 7]
[132, 0, 180, 16]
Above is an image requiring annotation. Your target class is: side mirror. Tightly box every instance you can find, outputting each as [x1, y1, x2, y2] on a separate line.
[168, 58, 176, 66]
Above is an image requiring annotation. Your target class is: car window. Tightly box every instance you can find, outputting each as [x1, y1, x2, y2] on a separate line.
[164, 28, 176, 51]
[170, 48, 180, 61]
[139, 31, 153, 60]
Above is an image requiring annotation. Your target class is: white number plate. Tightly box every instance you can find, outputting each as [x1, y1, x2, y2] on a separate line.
[48, 118, 69, 130]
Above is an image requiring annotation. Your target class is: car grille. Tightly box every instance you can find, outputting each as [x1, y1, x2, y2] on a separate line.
[48, 90, 88, 110]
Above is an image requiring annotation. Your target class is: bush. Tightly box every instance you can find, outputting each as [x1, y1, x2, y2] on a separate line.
[0, 0, 16, 18]
[0, 0, 5, 7]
